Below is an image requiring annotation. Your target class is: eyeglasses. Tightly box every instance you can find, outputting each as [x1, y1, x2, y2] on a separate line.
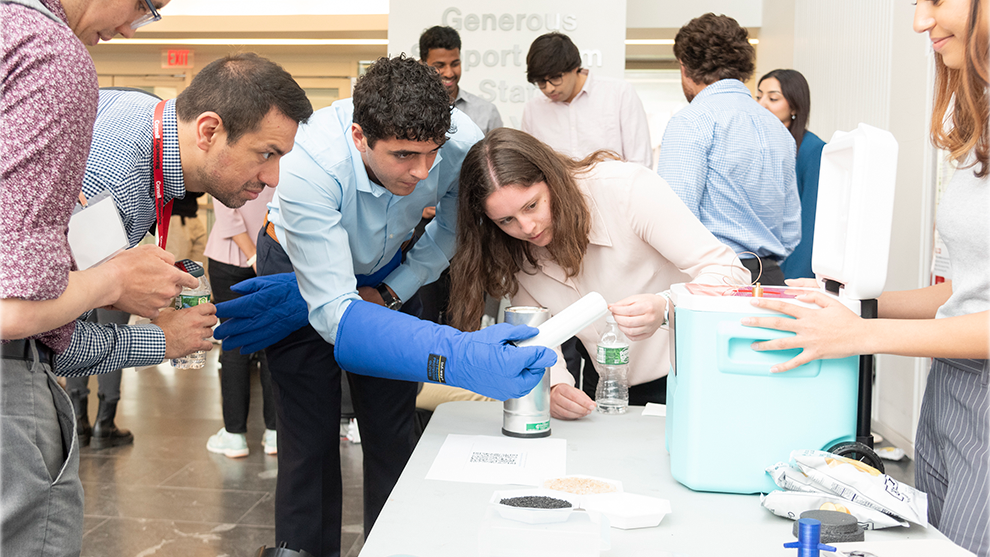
[532, 74, 564, 90]
[131, 0, 162, 29]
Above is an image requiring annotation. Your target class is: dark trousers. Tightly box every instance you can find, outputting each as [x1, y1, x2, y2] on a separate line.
[208, 258, 276, 433]
[741, 257, 785, 286]
[257, 231, 417, 557]
[65, 309, 129, 403]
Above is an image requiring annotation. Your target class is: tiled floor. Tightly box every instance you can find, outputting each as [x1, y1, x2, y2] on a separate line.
[75, 347, 366, 557]
[74, 347, 916, 557]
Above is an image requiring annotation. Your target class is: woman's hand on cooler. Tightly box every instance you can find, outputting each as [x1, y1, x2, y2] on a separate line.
[784, 277, 820, 289]
[550, 383, 595, 420]
[742, 291, 866, 372]
[608, 293, 667, 341]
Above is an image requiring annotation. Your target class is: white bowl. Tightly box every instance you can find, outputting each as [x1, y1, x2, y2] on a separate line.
[490, 488, 581, 525]
[581, 492, 672, 529]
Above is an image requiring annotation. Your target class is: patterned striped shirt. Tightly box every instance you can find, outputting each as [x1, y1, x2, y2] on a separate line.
[656, 79, 800, 260]
[55, 90, 186, 375]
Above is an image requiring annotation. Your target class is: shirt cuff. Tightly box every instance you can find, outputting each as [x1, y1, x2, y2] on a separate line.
[124, 324, 169, 367]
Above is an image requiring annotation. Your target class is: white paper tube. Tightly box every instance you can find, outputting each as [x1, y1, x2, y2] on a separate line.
[513, 292, 609, 349]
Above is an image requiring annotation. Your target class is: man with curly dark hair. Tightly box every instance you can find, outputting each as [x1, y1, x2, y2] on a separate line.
[657, 13, 800, 286]
[211, 55, 556, 557]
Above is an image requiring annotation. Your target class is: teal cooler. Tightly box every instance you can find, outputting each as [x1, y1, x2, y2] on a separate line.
[665, 283, 859, 494]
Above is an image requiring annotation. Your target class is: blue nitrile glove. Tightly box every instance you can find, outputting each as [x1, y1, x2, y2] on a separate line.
[214, 272, 308, 354]
[335, 300, 556, 401]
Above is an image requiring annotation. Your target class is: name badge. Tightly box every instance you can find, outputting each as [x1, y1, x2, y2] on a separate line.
[67, 190, 129, 270]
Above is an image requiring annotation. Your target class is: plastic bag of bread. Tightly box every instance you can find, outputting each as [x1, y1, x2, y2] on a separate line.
[761, 491, 909, 530]
[791, 449, 928, 527]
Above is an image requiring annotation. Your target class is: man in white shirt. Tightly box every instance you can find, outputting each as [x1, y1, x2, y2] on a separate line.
[420, 25, 503, 135]
[521, 32, 652, 168]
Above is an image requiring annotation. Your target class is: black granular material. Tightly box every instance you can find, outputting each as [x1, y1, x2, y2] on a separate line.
[499, 496, 572, 509]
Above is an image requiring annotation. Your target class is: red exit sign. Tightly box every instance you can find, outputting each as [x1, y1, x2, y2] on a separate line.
[161, 49, 193, 69]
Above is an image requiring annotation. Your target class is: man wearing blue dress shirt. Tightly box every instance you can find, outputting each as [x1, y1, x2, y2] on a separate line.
[657, 13, 799, 285]
[221, 55, 555, 557]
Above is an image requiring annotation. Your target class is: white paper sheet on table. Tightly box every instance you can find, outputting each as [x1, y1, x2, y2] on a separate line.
[425, 434, 566, 485]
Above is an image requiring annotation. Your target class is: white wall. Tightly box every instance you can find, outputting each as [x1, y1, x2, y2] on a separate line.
[388, 1, 627, 129]
[626, 0, 762, 28]
[754, 0, 795, 82]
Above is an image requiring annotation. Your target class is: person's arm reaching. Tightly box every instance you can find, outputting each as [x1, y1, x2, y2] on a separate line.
[334, 300, 555, 401]
[54, 304, 217, 376]
[743, 290, 989, 372]
[1, 245, 198, 339]
[878, 282, 954, 320]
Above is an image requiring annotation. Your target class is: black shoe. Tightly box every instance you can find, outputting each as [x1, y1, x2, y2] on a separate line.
[71, 394, 92, 447]
[91, 394, 134, 449]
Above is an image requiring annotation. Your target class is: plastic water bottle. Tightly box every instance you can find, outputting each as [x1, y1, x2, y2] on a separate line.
[171, 269, 211, 369]
[595, 314, 629, 414]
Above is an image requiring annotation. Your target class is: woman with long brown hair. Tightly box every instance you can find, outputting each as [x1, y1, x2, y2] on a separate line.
[449, 127, 749, 420]
[747, 1, 988, 553]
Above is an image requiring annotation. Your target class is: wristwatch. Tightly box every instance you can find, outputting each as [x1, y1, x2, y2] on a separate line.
[376, 283, 402, 310]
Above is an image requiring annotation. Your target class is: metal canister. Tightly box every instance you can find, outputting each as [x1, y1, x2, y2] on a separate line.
[501, 306, 551, 438]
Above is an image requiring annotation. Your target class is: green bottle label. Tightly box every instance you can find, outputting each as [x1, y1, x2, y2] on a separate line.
[175, 293, 210, 310]
[597, 345, 629, 365]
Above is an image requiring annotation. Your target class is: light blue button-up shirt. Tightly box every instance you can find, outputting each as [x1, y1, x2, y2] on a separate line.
[657, 79, 800, 260]
[267, 99, 483, 343]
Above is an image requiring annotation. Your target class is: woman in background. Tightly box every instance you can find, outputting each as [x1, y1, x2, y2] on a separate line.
[756, 69, 826, 280]
[204, 188, 278, 458]
[449, 128, 748, 420]
[747, 0, 987, 554]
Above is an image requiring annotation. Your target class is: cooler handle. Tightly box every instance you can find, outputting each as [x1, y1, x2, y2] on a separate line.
[716, 322, 822, 377]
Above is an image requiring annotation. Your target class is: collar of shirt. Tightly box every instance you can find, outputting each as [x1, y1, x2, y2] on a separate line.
[574, 69, 597, 102]
[691, 78, 751, 105]
[554, 68, 593, 105]
[41, 0, 66, 21]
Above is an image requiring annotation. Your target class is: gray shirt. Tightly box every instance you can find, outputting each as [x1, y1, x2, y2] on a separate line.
[454, 88, 503, 135]
[935, 157, 989, 319]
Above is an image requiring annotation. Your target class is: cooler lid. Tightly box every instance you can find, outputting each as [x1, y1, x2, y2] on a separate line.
[811, 123, 898, 300]
[668, 283, 860, 315]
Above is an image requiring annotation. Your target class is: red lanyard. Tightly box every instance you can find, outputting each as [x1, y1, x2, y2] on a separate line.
[153, 100, 173, 250]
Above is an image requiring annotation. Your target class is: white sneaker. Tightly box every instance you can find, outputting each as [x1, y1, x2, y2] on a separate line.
[263, 429, 277, 455]
[206, 428, 249, 458]
[346, 418, 361, 444]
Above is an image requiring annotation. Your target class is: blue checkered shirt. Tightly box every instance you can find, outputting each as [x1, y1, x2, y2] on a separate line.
[55, 90, 186, 376]
[656, 79, 800, 260]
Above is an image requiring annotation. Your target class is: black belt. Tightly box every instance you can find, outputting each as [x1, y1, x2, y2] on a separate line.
[1, 339, 54, 366]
